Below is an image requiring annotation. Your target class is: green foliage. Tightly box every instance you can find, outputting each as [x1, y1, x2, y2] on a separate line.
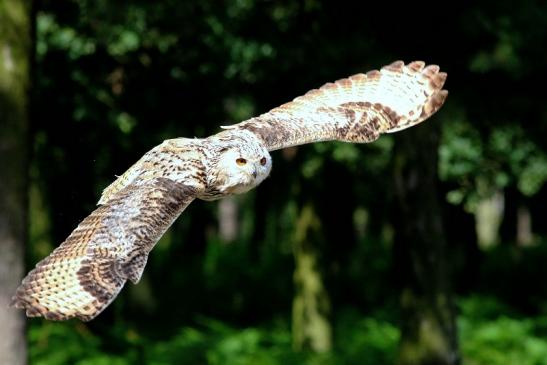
[22, 0, 547, 364]
[440, 118, 546, 211]
[28, 322, 138, 365]
[334, 311, 399, 365]
[37, 14, 95, 60]
[459, 296, 547, 365]
[30, 296, 547, 365]
[29, 313, 399, 365]
[148, 320, 293, 365]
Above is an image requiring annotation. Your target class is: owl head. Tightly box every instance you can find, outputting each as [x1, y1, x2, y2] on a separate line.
[207, 131, 272, 196]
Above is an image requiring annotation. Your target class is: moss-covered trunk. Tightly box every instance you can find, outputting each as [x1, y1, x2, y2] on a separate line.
[393, 125, 459, 365]
[0, 1, 31, 364]
[292, 202, 332, 352]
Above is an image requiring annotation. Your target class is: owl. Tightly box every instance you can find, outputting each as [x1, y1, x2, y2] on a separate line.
[13, 61, 447, 321]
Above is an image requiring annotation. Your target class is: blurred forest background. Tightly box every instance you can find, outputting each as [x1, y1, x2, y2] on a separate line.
[1, 0, 547, 364]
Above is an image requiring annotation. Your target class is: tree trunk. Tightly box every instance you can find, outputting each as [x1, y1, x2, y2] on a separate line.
[392, 125, 459, 365]
[292, 202, 332, 352]
[475, 187, 504, 249]
[218, 196, 238, 243]
[516, 204, 533, 246]
[0, 1, 32, 364]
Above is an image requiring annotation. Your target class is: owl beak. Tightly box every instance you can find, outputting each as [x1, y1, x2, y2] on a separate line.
[249, 164, 258, 179]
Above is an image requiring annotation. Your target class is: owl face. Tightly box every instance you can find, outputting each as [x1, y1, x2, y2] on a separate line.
[214, 145, 272, 195]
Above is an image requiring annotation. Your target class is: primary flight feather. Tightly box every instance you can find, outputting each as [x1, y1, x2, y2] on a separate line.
[13, 60, 448, 320]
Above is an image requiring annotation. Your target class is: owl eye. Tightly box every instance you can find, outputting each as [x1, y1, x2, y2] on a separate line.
[260, 157, 267, 166]
[236, 158, 247, 166]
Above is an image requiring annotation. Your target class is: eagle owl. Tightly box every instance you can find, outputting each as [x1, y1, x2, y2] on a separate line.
[13, 61, 447, 321]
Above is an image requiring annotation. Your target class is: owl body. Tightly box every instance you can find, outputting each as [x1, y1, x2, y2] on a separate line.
[100, 129, 272, 204]
[13, 60, 448, 321]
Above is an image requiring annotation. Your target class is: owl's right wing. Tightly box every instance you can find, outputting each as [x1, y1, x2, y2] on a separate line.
[12, 177, 197, 321]
[223, 61, 448, 151]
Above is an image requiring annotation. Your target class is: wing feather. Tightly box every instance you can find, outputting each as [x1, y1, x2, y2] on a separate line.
[98, 138, 203, 205]
[12, 177, 196, 321]
[223, 60, 448, 151]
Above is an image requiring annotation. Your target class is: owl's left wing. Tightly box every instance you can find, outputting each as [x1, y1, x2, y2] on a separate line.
[222, 61, 447, 151]
[12, 178, 196, 321]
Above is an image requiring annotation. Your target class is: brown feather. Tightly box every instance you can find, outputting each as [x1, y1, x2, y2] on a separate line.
[223, 60, 448, 150]
[13, 60, 448, 322]
[12, 178, 196, 321]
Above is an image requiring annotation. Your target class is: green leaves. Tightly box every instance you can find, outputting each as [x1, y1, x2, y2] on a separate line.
[37, 13, 96, 60]
[440, 117, 546, 211]
[459, 296, 547, 365]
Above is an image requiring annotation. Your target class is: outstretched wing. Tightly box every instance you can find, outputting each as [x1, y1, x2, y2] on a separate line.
[223, 61, 448, 151]
[12, 178, 196, 321]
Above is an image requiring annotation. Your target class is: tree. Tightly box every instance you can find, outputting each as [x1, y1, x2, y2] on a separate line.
[292, 202, 332, 352]
[393, 124, 459, 365]
[0, 0, 32, 364]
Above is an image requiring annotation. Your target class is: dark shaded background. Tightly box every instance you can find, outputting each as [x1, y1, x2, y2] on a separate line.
[12, 0, 547, 364]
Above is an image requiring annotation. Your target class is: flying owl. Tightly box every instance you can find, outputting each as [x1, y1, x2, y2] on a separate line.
[13, 60, 447, 321]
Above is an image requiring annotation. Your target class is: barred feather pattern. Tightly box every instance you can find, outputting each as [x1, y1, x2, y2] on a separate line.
[13, 60, 447, 321]
[13, 178, 196, 321]
[224, 60, 447, 151]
